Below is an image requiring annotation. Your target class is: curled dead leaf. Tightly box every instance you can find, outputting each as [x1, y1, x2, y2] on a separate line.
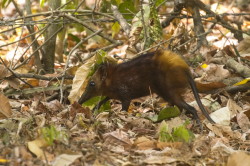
[134, 136, 156, 150]
[227, 151, 250, 166]
[0, 64, 11, 79]
[27, 138, 49, 159]
[103, 129, 132, 150]
[0, 93, 12, 119]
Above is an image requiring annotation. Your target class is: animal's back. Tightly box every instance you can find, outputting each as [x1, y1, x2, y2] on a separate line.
[106, 50, 191, 100]
[152, 50, 190, 98]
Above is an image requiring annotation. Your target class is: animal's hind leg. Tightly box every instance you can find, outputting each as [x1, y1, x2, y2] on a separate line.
[159, 87, 203, 129]
[178, 101, 202, 129]
[169, 95, 202, 129]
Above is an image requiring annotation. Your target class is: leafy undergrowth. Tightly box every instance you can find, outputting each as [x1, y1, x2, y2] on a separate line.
[0, 95, 250, 165]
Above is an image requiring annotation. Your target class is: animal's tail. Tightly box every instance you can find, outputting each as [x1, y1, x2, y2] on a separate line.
[187, 74, 215, 123]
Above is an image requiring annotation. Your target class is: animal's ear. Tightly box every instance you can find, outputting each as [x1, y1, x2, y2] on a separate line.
[97, 63, 109, 81]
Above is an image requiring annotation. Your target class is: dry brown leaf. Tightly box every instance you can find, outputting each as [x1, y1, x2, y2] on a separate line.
[103, 129, 132, 150]
[157, 142, 183, 150]
[70, 102, 92, 119]
[192, 136, 211, 156]
[0, 93, 12, 119]
[211, 139, 235, 154]
[52, 154, 82, 166]
[27, 138, 50, 160]
[207, 124, 242, 140]
[134, 136, 156, 150]
[95, 112, 109, 121]
[236, 112, 250, 132]
[195, 81, 226, 93]
[13, 64, 32, 74]
[43, 100, 63, 112]
[227, 99, 243, 117]
[6, 78, 20, 89]
[244, 108, 250, 119]
[227, 151, 250, 166]
[0, 64, 11, 79]
[108, 45, 128, 59]
[86, 42, 101, 52]
[18, 146, 33, 160]
[144, 155, 177, 165]
[209, 107, 230, 125]
[237, 36, 250, 59]
[19, 78, 39, 89]
[199, 64, 230, 82]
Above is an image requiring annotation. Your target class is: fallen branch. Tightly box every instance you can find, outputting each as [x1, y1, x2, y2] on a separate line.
[10, 73, 74, 80]
[4, 85, 72, 97]
[226, 58, 250, 78]
[111, 5, 131, 36]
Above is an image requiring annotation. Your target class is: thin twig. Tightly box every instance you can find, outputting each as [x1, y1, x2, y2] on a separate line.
[81, 42, 124, 62]
[0, 9, 115, 24]
[13, 24, 64, 70]
[10, 27, 25, 68]
[111, 5, 131, 36]
[0, 29, 41, 48]
[11, 24, 50, 68]
[4, 85, 72, 96]
[0, 57, 33, 88]
[73, 0, 86, 13]
[64, 14, 119, 44]
[140, 0, 148, 50]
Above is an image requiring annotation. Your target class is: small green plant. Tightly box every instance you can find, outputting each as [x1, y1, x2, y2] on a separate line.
[41, 125, 68, 145]
[158, 120, 194, 143]
[158, 121, 174, 142]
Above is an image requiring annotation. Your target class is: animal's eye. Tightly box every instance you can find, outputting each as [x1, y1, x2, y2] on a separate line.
[89, 81, 95, 86]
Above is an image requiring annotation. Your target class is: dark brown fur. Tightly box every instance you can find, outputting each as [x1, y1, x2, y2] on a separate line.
[78, 50, 215, 124]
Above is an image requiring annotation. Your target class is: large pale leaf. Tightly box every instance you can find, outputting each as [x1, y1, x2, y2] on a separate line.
[68, 57, 95, 104]
[52, 154, 82, 166]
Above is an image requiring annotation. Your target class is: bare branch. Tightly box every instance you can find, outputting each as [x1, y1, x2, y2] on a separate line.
[64, 14, 120, 44]
[111, 5, 131, 36]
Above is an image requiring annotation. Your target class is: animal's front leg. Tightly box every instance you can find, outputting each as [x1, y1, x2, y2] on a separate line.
[121, 100, 131, 111]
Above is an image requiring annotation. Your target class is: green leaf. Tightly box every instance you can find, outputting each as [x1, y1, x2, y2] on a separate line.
[82, 96, 105, 107]
[63, 0, 78, 9]
[96, 50, 108, 65]
[1, 0, 11, 8]
[158, 121, 173, 142]
[83, 50, 108, 80]
[100, 0, 111, 12]
[111, 22, 121, 38]
[155, 0, 165, 7]
[95, 100, 111, 114]
[118, 0, 136, 20]
[111, 0, 122, 5]
[172, 125, 194, 143]
[157, 106, 181, 122]
[147, 115, 158, 122]
[40, 0, 46, 7]
[82, 96, 111, 113]
[68, 33, 81, 43]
